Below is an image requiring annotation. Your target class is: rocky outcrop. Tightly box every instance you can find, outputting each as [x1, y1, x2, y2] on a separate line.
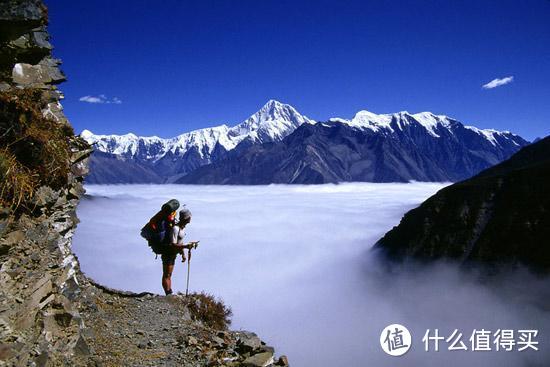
[374, 136, 550, 272]
[1, 2, 286, 366]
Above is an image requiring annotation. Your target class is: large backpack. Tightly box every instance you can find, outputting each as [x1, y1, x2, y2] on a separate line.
[140, 199, 180, 255]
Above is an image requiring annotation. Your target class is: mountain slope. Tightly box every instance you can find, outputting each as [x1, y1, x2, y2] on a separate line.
[82, 100, 314, 183]
[86, 151, 163, 184]
[178, 111, 529, 184]
[374, 136, 550, 271]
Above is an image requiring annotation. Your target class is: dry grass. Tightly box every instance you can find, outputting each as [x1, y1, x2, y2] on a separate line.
[0, 89, 74, 213]
[0, 149, 37, 210]
[186, 292, 233, 330]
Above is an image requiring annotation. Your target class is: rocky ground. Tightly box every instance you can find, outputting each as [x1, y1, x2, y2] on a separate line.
[0, 1, 288, 366]
[78, 285, 288, 367]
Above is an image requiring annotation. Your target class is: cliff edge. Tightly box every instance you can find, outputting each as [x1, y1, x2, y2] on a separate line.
[0, 2, 287, 366]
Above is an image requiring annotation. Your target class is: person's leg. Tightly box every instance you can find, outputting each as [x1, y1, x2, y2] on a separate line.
[162, 263, 174, 295]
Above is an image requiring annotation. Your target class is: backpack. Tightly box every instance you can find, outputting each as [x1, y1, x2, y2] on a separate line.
[141, 220, 173, 255]
[140, 199, 180, 255]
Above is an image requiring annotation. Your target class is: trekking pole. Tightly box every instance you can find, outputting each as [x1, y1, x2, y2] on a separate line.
[186, 247, 192, 296]
[185, 241, 199, 297]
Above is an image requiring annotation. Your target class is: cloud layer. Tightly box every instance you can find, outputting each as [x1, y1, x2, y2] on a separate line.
[79, 94, 122, 104]
[482, 76, 514, 89]
[73, 183, 550, 367]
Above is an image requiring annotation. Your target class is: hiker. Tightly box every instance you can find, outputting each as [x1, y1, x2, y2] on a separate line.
[161, 208, 194, 295]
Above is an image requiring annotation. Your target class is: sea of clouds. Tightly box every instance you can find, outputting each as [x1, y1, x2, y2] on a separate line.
[73, 183, 550, 367]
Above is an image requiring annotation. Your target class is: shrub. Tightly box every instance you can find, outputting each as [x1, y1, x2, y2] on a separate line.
[0, 149, 36, 209]
[0, 88, 74, 212]
[185, 292, 233, 330]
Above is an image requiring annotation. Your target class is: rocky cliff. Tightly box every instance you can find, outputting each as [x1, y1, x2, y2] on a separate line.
[374, 136, 550, 272]
[0, 2, 286, 366]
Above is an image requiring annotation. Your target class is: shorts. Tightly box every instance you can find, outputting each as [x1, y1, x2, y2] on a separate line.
[161, 252, 177, 265]
[160, 245, 183, 265]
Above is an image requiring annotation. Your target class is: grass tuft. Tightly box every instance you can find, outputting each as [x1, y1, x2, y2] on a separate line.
[185, 292, 233, 330]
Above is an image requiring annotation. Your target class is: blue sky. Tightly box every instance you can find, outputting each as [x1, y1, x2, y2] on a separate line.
[46, 0, 549, 140]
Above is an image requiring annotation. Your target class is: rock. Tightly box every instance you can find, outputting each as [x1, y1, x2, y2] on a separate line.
[32, 186, 59, 207]
[12, 59, 65, 87]
[42, 100, 66, 123]
[6, 27, 51, 60]
[242, 352, 274, 367]
[70, 148, 94, 164]
[0, 0, 45, 23]
[53, 194, 68, 208]
[0, 230, 24, 255]
[236, 331, 262, 353]
[71, 159, 90, 177]
[68, 182, 85, 199]
[61, 276, 80, 301]
[137, 341, 147, 349]
[30, 29, 51, 50]
[275, 355, 289, 366]
[53, 311, 73, 327]
[16, 274, 52, 329]
[258, 345, 275, 355]
[34, 350, 48, 367]
[74, 336, 90, 357]
[211, 335, 225, 346]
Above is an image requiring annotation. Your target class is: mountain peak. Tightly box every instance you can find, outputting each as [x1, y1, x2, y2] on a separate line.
[256, 99, 297, 117]
[231, 100, 315, 143]
[263, 99, 285, 108]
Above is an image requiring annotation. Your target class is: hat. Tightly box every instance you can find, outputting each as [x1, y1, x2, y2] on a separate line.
[179, 208, 192, 220]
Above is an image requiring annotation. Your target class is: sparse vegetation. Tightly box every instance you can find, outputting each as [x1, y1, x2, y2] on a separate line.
[185, 292, 233, 330]
[0, 88, 74, 212]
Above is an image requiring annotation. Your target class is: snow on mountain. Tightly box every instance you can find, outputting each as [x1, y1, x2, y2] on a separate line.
[81, 100, 315, 162]
[330, 109, 522, 145]
[83, 101, 529, 184]
[229, 99, 315, 142]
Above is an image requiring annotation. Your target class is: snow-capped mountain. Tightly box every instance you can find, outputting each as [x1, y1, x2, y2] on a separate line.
[82, 100, 315, 183]
[83, 101, 529, 184]
[178, 109, 529, 184]
[82, 99, 313, 161]
[331, 110, 522, 145]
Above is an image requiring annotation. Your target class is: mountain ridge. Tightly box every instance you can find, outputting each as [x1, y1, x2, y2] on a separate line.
[374, 135, 550, 271]
[177, 111, 529, 184]
[82, 99, 314, 162]
[82, 101, 529, 184]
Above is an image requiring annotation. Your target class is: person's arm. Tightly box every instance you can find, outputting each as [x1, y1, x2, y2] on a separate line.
[170, 226, 179, 246]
